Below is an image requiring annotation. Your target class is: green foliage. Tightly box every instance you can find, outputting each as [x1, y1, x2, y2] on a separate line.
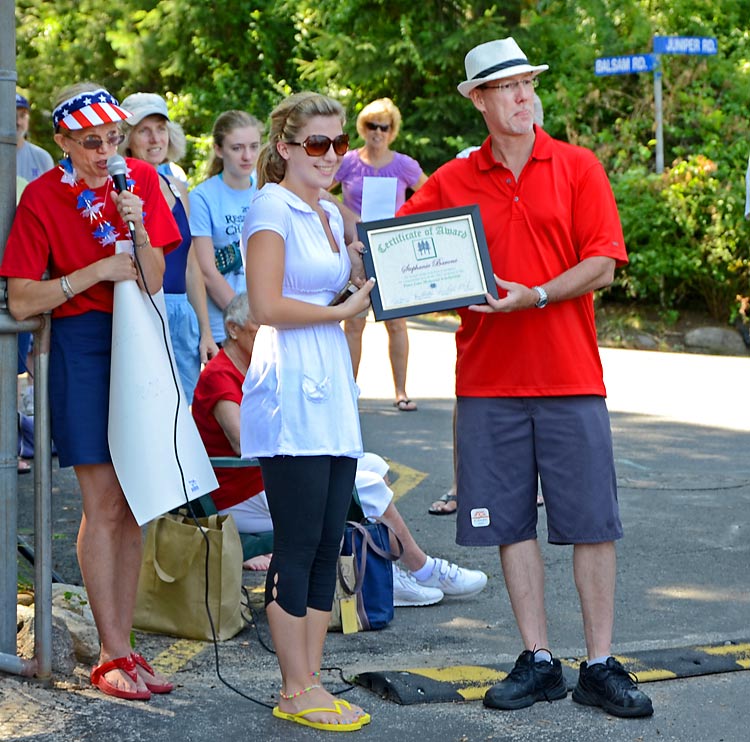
[613, 154, 749, 320]
[292, 0, 524, 172]
[116, 0, 300, 133]
[11, 0, 750, 321]
[62, 590, 89, 608]
[15, 0, 132, 157]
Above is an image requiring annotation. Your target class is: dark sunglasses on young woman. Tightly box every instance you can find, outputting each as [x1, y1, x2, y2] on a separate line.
[286, 134, 350, 157]
[65, 132, 126, 150]
[365, 122, 390, 132]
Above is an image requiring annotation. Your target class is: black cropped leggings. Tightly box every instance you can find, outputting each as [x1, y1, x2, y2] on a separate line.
[259, 455, 357, 617]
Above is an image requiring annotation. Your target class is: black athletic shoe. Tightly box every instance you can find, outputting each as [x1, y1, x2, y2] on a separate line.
[484, 650, 567, 710]
[572, 657, 654, 718]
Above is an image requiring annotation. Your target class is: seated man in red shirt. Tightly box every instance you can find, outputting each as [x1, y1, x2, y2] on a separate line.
[193, 293, 488, 603]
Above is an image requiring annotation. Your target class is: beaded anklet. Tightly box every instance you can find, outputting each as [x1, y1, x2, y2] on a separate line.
[280, 683, 321, 700]
[310, 671, 321, 678]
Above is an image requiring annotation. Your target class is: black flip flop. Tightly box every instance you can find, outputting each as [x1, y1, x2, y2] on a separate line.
[428, 492, 457, 515]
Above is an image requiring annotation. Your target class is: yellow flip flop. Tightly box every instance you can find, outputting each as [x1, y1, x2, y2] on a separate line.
[334, 698, 371, 725]
[272, 704, 364, 732]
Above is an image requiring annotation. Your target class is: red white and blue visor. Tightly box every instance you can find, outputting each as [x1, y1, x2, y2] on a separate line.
[53, 89, 132, 131]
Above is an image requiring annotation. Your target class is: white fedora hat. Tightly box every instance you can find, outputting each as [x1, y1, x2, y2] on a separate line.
[458, 37, 548, 98]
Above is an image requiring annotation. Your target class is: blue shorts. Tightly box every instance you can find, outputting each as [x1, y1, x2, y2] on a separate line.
[50, 312, 113, 468]
[165, 292, 201, 404]
[455, 396, 622, 547]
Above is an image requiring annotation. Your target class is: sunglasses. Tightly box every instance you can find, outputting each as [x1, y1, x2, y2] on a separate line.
[286, 133, 350, 157]
[66, 131, 126, 150]
[365, 122, 391, 132]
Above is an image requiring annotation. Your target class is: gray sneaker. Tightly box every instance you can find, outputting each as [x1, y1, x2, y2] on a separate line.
[392, 565, 443, 607]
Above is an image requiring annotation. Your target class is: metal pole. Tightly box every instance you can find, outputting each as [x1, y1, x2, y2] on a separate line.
[0, 0, 19, 659]
[654, 53, 664, 174]
[33, 315, 52, 679]
[0, 310, 42, 679]
[0, 307, 19, 658]
[0, 1, 53, 678]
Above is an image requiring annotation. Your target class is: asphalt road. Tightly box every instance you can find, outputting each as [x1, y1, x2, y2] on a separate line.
[4, 316, 749, 742]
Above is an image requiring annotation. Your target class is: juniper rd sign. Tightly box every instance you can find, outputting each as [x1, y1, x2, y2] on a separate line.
[653, 36, 718, 55]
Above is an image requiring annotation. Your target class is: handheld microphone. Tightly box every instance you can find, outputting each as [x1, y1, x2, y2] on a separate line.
[106, 154, 136, 242]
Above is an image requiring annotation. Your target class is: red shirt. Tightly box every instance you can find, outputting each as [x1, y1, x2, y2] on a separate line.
[398, 128, 628, 397]
[192, 349, 264, 511]
[1, 157, 180, 318]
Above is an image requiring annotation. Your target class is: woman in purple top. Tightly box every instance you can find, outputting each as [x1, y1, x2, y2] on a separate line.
[333, 98, 427, 411]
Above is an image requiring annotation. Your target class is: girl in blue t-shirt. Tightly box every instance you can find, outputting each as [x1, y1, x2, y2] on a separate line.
[189, 110, 263, 343]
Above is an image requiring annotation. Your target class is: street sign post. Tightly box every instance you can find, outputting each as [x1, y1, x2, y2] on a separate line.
[595, 36, 718, 174]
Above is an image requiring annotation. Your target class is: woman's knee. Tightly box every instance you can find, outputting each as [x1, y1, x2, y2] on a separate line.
[76, 464, 133, 525]
[344, 316, 366, 337]
[385, 317, 407, 336]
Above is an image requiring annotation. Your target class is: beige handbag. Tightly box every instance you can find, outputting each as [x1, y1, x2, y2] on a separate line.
[134, 512, 244, 641]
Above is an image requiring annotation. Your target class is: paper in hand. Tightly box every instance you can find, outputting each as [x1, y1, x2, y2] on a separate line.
[361, 176, 397, 221]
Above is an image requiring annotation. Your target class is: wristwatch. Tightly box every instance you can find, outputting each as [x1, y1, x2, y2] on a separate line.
[532, 285, 548, 309]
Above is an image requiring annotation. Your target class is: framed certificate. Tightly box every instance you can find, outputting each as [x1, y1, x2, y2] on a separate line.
[356, 205, 497, 321]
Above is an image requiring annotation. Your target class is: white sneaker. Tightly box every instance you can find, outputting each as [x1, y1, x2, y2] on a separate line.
[411, 557, 488, 598]
[392, 565, 444, 607]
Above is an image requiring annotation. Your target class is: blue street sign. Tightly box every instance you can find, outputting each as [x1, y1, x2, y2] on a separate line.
[594, 54, 655, 76]
[653, 36, 718, 55]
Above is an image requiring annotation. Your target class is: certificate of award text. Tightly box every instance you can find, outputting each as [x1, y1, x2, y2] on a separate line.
[357, 205, 497, 320]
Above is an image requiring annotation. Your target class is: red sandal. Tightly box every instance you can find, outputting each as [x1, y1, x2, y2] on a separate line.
[131, 652, 174, 694]
[90, 655, 151, 700]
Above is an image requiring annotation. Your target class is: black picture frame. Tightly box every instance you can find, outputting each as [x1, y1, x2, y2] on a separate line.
[356, 205, 497, 321]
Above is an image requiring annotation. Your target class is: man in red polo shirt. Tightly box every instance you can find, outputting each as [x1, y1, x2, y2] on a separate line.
[398, 37, 652, 719]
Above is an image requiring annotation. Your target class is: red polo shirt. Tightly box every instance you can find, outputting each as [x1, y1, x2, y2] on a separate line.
[398, 127, 627, 397]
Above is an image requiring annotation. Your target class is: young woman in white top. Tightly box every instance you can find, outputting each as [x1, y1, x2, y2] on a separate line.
[241, 92, 374, 732]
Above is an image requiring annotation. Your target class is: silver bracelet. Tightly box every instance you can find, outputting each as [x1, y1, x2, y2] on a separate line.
[134, 235, 151, 249]
[60, 275, 75, 300]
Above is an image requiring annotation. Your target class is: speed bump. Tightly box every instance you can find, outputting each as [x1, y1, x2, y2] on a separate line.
[354, 641, 750, 704]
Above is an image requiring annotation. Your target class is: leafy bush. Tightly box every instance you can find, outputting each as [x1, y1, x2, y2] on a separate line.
[613, 154, 749, 321]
